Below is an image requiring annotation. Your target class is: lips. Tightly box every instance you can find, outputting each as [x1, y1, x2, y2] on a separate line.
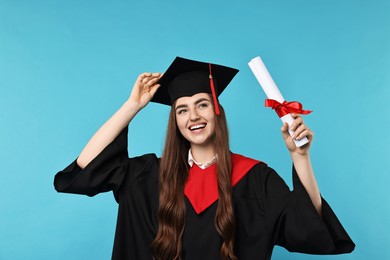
[189, 123, 207, 131]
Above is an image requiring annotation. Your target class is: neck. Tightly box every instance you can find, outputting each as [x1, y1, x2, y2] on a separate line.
[190, 143, 216, 164]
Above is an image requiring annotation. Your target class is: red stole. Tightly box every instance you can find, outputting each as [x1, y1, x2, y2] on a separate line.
[184, 153, 260, 214]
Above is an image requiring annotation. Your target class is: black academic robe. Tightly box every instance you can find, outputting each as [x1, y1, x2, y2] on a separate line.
[54, 127, 355, 259]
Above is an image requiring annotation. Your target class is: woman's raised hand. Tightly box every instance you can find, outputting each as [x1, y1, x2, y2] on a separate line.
[281, 115, 322, 215]
[77, 72, 161, 168]
[281, 113, 314, 156]
[129, 72, 162, 109]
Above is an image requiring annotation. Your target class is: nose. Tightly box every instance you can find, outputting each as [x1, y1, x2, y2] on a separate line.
[189, 107, 200, 121]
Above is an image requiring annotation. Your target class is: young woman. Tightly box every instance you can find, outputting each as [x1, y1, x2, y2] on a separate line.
[54, 57, 354, 259]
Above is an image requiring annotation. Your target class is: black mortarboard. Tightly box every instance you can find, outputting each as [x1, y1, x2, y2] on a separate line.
[151, 57, 239, 115]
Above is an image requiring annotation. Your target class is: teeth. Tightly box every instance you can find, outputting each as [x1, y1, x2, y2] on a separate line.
[190, 124, 206, 130]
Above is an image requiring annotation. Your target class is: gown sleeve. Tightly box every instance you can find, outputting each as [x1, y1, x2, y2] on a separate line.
[53, 126, 157, 202]
[258, 163, 355, 254]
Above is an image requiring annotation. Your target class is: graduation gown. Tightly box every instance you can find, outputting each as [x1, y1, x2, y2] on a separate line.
[54, 127, 355, 259]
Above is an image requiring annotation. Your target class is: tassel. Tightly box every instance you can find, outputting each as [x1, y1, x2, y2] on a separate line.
[209, 63, 220, 115]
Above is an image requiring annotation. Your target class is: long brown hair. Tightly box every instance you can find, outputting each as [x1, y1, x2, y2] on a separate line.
[151, 98, 237, 260]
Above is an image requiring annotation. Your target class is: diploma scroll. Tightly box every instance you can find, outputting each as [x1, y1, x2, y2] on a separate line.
[248, 56, 309, 147]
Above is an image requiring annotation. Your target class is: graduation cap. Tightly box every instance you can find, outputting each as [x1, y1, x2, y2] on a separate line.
[151, 57, 239, 115]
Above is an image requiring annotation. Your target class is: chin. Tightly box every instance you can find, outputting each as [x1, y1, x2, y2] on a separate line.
[188, 135, 214, 147]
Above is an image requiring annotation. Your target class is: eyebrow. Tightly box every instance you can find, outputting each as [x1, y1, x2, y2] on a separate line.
[175, 97, 211, 110]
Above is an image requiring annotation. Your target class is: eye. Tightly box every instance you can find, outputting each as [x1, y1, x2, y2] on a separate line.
[177, 108, 188, 115]
[198, 102, 209, 109]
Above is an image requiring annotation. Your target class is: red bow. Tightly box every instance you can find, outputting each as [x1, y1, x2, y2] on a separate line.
[265, 99, 312, 118]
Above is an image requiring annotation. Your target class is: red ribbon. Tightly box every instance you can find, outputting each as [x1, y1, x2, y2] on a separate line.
[265, 99, 312, 118]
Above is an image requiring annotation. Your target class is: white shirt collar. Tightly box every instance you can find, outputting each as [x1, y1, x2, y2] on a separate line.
[188, 149, 216, 170]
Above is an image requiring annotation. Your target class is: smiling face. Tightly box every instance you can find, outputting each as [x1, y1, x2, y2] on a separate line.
[174, 93, 216, 148]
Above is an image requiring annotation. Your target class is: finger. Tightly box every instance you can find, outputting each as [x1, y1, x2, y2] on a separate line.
[294, 129, 311, 140]
[151, 72, 161, 77]
[142, 76, 150, 84]
[137, 72, 152, 82]
[293, 124, 312, 140]
[142, 73, 162, 85]
[144, 72, 161, 79]
[292, 123, 306, 136]
[307, 129, 314, 141]
[143, 77, 161, 89]
[290, 116, 304, 131]
[149, 84, 161, 97]
[141, 72, 152, 78]
[281, 123, 291, 139]
[149, 76, 161, 83]
[281, 122, 289, 132]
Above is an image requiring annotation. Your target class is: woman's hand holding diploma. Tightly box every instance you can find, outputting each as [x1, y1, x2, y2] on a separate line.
[248, 56, 312, 147]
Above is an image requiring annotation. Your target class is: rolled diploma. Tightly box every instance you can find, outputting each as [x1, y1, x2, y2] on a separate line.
[248, 56, 308, 147]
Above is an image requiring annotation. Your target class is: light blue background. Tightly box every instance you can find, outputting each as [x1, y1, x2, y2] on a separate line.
[1, 0, 389, 259]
